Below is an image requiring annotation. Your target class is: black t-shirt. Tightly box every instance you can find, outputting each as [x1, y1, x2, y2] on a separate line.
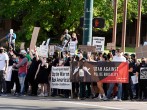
[129, 63, 134, 78]
[29, 58, 41, 73]
[52, 58, 59, 66]
[64, 57, 70, 66]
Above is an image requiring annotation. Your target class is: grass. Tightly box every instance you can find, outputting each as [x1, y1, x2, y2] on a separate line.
[104, 47, 135, 53]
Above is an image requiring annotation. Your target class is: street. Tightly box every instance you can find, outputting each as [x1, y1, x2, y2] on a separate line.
[0, 96, 146, 110]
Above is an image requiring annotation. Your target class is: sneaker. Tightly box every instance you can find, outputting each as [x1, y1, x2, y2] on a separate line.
[113, 96, 118, 101]
[38, 93, 44, 97]
[113, 97, 122, 101]
[97, 96, 102, 100]
[103, 97, 109, 101]
[69, 96, 71, 99]
[44, 93, 48, 97]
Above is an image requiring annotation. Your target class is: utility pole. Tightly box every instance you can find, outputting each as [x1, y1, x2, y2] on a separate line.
[83, 0, 93, 45]
[136, 0, 142, 47]
[121, 0, 128, 53]
[112, 0, 118, 46]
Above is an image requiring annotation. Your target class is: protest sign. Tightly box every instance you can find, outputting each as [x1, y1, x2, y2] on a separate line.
[30, 27, 40, 50]
[78, 45, 96, 52]
[39, 45, 48, 58]
[36, 47, 41, 56]
[140, 67, 147, 79]
[106, 43, 116, 50]
[20, 42, 25, 50]
[135, 45, 147, 59]
[55, 46, 63, 51]
[131, 75, 138, 84]
[49, 45, 55, 56]
[39, 39, 50, 58]
[69, 41, 76, 56]
[71, 61, 129, 83]
[51, 66, 71, 90]
[92, 37, 105, 52]
[143, 41, 147, 46]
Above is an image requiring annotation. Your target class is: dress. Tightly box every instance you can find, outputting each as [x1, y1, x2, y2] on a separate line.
[36, 64, 50, 84]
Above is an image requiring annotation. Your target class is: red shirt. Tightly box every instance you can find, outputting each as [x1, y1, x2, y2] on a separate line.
[18, 58, 28, 74]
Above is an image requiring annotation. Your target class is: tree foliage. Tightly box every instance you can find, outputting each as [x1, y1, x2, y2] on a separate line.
[0, 0, 147, 43]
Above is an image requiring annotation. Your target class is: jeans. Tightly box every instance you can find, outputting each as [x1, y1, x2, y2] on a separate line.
[107, 83, 122, 99]
[18, 73, 26, 94]
[0, 70, 6, 94]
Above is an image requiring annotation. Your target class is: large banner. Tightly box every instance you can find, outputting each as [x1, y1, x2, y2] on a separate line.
[51, 66, 72, 90]
[70, 61, 129, 83]
[140, 67, 147, 79]
[92, 37, 105, 52]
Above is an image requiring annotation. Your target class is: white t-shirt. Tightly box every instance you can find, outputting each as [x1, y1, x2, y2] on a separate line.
[112, 55, 126, 62]
[0, 53, 9, 70]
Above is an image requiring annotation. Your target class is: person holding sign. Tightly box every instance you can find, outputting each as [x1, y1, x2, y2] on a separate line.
[60, 29, 71, 47]
[71, 33, 78, 44]
[104, 48, 126, 101]
[137, 58, 147, 100]
[6, 29, 16, 50]
[35, 57, 50, 97]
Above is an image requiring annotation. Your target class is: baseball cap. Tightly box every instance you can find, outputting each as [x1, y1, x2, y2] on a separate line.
[20, 50, 27, 54]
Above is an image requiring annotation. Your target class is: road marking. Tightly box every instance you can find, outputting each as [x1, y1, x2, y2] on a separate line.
[58, 101, 123, 110]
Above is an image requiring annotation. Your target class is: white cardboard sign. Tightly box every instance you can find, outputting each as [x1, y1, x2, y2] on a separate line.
[93, 37, 105, 52]
[51, 66, 72, 90]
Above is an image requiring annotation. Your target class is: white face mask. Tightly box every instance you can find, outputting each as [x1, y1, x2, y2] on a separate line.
[10, 29, 13, 34]
[77, 54, 81, 58]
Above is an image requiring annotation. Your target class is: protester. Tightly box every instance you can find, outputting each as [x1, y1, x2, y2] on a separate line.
[0, 47, 9, 95]
[35, 57, 50, 97]
[96, 55, 107, 100]
[5, 50, 14, 94]
[13, 50, 28, 95]
[6, 29, 16, 50]
[27, 50, 40, 96]
[137, 58, 147, 100]
[11, 54, 20, 96]
[60, 29, 71, 46]
[104, 48, 126, 101]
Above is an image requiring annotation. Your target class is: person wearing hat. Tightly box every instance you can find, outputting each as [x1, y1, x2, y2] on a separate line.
[0, 47, 9, 95]
[13, 49, 28, 95]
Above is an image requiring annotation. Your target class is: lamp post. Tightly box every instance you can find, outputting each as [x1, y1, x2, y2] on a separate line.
[82, 0, 93, 45]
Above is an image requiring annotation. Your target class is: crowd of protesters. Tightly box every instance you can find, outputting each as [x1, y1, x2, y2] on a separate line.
[0, 29, 146, 102]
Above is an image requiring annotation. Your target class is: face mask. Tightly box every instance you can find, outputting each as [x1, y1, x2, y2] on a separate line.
[0, 49, 4, 53]
[77, 54, 81, 58]
[142, 61, 145, 64]
[20, 54, 24, 58]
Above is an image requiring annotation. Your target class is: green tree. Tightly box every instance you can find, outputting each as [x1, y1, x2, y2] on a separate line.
[0, 0, 147, 45]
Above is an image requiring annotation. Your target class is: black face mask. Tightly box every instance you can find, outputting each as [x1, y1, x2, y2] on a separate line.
[142, 61, 145, 64]
[20, 54, 24, 58]
[0, 49, 4, 53]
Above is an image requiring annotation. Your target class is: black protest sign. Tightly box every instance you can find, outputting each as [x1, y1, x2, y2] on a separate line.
[70, 61, 129, 83]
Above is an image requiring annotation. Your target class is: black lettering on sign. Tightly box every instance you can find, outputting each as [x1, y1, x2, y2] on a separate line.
[140, 68, 147, 79]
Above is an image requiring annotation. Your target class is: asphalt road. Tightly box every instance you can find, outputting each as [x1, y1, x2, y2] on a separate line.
[0, 96, 146, 110]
